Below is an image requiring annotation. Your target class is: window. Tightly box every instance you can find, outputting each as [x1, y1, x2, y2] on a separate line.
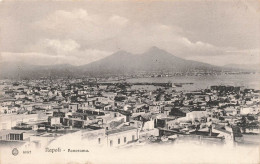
[110, 140, 113, 147]
[98, 138, 101, 144]
[124, 137, 127, 143]
[10, 134, 14, 140]
[132, 135, 135, 141]
[118, 138, 120, 144]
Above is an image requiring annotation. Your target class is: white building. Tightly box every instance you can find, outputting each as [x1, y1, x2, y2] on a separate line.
[186, 111, 208, 121]
[240, 107, 260, 115]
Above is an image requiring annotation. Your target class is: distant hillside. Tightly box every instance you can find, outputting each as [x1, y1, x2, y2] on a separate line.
[0, 62, 80, 79]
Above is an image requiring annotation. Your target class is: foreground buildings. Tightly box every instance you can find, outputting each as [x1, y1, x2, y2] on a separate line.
[0, 78, 259, 150]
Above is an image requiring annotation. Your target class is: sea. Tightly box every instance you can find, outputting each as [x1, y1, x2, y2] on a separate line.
[124, 73, 260, 91]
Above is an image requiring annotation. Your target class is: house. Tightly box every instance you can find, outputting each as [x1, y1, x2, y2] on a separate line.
[81, 128, 106, 147]
[224, 107, 238, 116]
[106, 125, 138, 148]
[131, 114, 155, 131]
[102, 92, 117, 100]
[69, 103, 79, 112]
[0, 130, 25, 141]
[99, 111, 127, 130]
[170, 108, 187, 117]
[156, 117, 177, 130]
[149, 105, 161, 114]
[63, 117, 85, 128]
[240, 107, 260, 115]
[186, 111, 208, 121]
[0, 113, 42, 130]
[49, 117, 61, 126]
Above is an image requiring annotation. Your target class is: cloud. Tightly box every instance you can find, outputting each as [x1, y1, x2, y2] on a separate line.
[1, 48, 111, 66]
[34, 8, 128, 42]
[109, 15, 129, 26]
[39, 39, 80, 54]
[1, 1, 259, 66]
[2, 7, 243, 66]
[184, 47, 260, 66]
[186, 53, 260, 66]
[35, 9, 92, 30]
[1, 52, 60, 65]
[226, 48, 260, 55]
[178, 37, 222, 54]
[15, 7, 256, 61]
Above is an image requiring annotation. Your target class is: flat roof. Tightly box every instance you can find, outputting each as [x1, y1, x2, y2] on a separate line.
[106, 126, 137, 135]
[0, 130, 26, 136]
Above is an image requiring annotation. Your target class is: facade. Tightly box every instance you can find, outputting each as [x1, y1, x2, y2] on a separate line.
[0, 130, 25, 141]
[106, 126, 138, 147]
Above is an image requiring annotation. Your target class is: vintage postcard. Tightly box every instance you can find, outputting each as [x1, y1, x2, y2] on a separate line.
[0, 0, 259, 163]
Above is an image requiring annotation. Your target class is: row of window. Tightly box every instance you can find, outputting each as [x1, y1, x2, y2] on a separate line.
[3, 134, 23, 140]
[11, 134, 20, 140]
[109, 135, 135, 147]
[97, 135, 136, 146]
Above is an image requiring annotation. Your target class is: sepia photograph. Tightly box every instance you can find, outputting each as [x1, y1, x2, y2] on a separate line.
[0, 0, 259, 163]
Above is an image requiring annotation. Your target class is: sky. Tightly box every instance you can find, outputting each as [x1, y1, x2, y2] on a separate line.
[0, 0, 259, 66]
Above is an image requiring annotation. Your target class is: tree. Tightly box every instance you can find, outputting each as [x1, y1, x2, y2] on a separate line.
[240, 116, 247, 134]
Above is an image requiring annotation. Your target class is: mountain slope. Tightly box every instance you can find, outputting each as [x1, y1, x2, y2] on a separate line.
[81, 46, 222, 74]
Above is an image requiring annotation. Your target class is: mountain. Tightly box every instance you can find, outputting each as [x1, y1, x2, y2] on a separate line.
[80, 46, 222, 74]
[0, 47, 235, 79]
